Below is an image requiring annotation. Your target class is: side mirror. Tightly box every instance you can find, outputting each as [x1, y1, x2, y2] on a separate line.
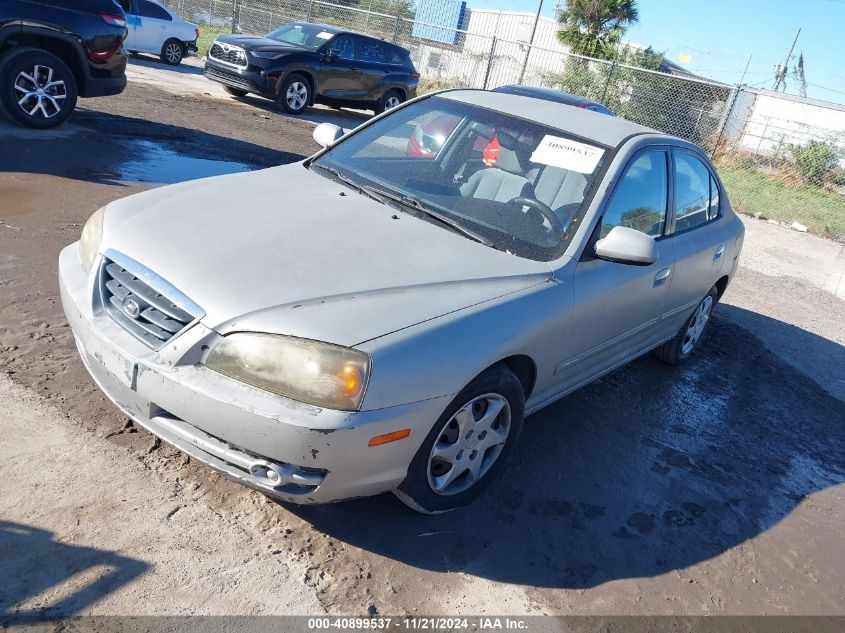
[324, 48, 339, 61]
[312, 122, 344, 148]
[595, 225, 658, 266]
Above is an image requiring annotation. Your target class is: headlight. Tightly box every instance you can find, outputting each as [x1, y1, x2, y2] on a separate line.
[79, 206, 104, 274]
[206, 333, 370, 411]
[250, 51, 283, 59]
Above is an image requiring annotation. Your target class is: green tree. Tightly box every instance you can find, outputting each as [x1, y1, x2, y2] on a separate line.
[557, 0, 639, 60]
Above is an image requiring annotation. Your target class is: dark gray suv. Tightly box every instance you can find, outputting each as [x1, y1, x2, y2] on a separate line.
[204, 22, 419, 115]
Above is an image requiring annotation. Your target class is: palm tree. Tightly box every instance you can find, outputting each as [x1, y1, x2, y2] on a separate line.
[557, 0, 639, 60]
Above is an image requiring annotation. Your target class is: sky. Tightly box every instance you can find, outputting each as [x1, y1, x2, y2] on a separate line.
[465, 0, 845, 104]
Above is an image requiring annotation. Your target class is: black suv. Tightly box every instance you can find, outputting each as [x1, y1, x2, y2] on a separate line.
[204, 22, 419, 115]
[0, 0, 128, 128]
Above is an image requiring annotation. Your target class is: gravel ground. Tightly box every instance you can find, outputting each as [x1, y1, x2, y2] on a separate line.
[0, 66, 843, 617]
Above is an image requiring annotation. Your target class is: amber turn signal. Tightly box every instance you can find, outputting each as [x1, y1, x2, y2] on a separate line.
[368, 428, 411, 446]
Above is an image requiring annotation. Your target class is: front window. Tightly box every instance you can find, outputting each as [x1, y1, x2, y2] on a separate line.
[311, 97, 607, 261]
[265, 23, 336, 50]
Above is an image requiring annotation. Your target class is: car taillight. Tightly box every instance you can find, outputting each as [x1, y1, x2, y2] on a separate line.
[101, 13, 127, 28]
[411, 72, 420, 80]
[195, 27, 200, 38]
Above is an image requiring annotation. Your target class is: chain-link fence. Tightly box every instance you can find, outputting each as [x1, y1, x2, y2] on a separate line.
[711, 88, 845, 237]
[164, 0, 844, 238]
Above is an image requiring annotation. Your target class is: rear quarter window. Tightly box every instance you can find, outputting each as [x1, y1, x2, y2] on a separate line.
[388, 46, 411, 66]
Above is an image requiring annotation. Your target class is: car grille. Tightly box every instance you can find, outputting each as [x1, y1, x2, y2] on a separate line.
[204, 66, 252, 91]
[209, 42, 247, 68]
[101, 255, 203, 349]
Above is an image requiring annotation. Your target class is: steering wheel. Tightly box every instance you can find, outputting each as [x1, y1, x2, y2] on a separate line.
[508, 196, 564, 234]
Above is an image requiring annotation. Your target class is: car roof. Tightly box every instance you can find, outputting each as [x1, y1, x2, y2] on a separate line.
[494, 85, 593, 106]
[439, 89, 662, 148]
[296, 22, 407, 50]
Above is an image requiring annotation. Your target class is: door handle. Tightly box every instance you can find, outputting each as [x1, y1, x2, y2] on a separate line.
[654, 267, 671, 286]
[713, 244, 725, 261]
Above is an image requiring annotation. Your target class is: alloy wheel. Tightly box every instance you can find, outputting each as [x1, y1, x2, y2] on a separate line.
[681, 295, 714, 355]
[165, 42, 183, 64]
[384, 95, 401, 110]
[14, 65, 67, 119]
[427, 393, 511, 495]
[286, 81, 308, 111]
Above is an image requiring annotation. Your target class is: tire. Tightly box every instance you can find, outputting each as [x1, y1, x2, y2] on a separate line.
[161, 39, 184, 65]
[654, 285, 719, 365]
[0, 47, 78, 129]
[277, 73, 310, 114]
[376, 89, 404, 114]
[395, 364, 525, 513]
[223, 86, 248, 98]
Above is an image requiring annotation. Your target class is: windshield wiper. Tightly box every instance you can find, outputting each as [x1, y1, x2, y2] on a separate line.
[310, 164, 385, 205]
[361, 185, 498, 249]
[312, 164, 499, 250]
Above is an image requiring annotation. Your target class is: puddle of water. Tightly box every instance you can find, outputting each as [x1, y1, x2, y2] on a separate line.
[118, 140, 251, 184]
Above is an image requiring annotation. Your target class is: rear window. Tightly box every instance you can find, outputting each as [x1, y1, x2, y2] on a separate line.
[359, 39, 387, 64]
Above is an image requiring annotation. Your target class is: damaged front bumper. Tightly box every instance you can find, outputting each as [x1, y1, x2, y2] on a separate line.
[58, 244, 448, 504]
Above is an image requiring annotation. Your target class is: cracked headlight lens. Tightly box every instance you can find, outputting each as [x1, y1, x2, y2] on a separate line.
[206, 333, 370, 411]
[79, 206, 104, 274]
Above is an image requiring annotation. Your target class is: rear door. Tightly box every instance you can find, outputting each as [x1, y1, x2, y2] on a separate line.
[355, 37, 390, 101]
[661, 149, 731, 332]
[559, 148, 676, 389]
[318, 34, 361, 99]
[133, 0, 173, 54]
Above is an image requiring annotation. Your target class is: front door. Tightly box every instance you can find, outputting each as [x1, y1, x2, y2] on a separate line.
[558, 148, 676, 389]
[318, 34, 361, 99]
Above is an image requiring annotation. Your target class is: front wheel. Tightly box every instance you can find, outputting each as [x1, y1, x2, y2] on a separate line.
[395, 365, 525, 513]
[277, 73, 310, 114]
[161, 39, 184, 65]
[0, 47, 78, 129]
[654, 286, 718, 364]
[377, 89, 404, 114]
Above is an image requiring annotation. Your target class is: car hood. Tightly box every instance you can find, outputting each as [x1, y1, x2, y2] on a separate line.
[101, 165, 553, 347]
[216, 34, 311, 54]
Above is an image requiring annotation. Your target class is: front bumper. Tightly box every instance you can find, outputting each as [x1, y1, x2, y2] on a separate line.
[59, 244, 448, 504]
[203, 59, 272, 95]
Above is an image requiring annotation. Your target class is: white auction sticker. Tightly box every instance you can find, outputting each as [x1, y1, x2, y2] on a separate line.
[530, 135, 604, 173]
[316, 31, 334, 39]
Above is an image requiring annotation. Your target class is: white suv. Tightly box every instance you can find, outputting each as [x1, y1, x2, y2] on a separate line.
[124, 0, 199, 65]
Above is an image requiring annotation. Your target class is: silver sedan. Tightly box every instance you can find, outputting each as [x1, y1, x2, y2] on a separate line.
[59, 89, 744, 513]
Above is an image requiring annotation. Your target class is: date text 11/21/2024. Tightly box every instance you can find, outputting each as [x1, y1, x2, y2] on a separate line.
[307, 618, 528, 630]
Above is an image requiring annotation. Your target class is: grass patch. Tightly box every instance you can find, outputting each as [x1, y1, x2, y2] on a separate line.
[196, 26, 230, 58]
[717, 163, 845, 237]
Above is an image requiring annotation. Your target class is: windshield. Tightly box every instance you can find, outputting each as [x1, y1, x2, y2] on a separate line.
[311, 96, 607, 261]
[266, 23, 336, 49]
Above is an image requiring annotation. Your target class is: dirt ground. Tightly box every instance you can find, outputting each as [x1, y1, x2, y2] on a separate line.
[1, 66, 844, 617]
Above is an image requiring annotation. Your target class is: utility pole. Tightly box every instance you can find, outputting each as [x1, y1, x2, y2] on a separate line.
[517, 0, 543, 85]
[772, 27, 800, 91]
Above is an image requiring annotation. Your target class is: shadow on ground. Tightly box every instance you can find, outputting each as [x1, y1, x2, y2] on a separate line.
[291, 307, 845, 589]
[0, 520, 148, 619]
[0, 109, 305, 185]
[128, 55, 205, 76]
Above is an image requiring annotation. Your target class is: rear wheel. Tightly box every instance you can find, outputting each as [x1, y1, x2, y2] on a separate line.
[161, 39, 184, 65]
[277, 73, 310, 114]
[654, 286, 718, 364]
[0, 48, 77, 129]
[395, 365, 525, 513]
[223, 85, 248, 97]
[377, 88, 404, 114]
